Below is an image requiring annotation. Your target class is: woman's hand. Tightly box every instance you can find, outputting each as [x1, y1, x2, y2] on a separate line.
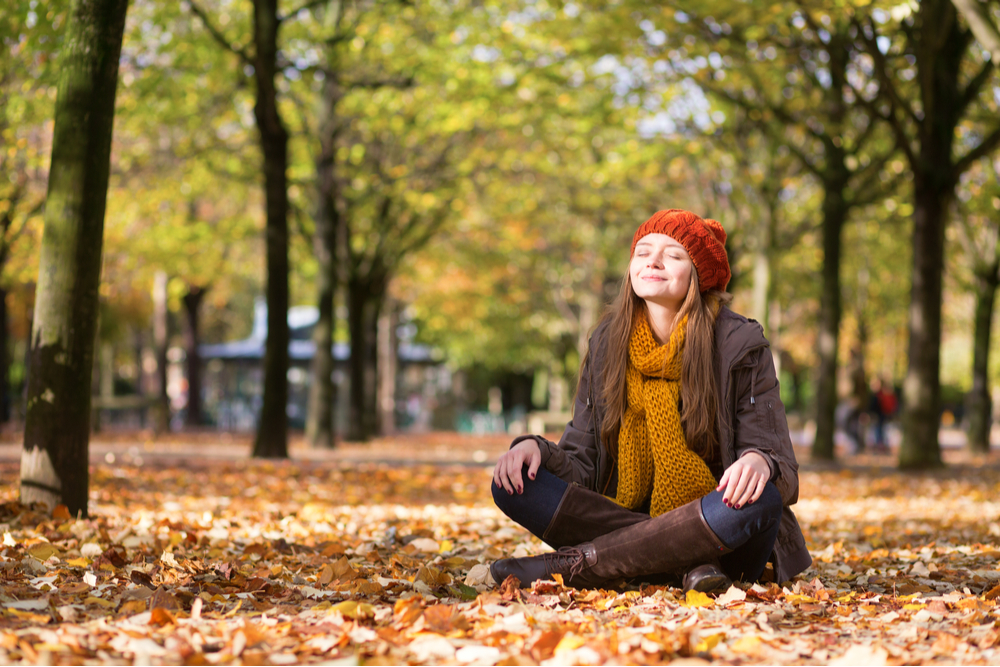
[717, 452, 770, 509]
[493, 439, 541, 495]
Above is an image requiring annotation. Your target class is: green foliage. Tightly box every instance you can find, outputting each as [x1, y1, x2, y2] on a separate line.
[5, 0, 1000, 424]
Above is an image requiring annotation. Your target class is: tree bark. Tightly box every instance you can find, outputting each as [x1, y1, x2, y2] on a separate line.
[20, 0, 129, 516]
[900, 184, 949, 468]
[966, 266, 998, 454]
[898, 0, 964, 469]
[377, 301, 398, 436]
[346, 274, 384, 442]
[812, 161, 850, 461]
[305, 75, 341, 449]
[251, 0, 290, 458]
[182, 285, 206, 428]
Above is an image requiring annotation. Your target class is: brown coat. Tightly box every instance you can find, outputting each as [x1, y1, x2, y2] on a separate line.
[519, 307, 812, 583]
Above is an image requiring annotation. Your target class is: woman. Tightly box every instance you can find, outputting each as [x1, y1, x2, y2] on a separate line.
[489, 209, 811, 593]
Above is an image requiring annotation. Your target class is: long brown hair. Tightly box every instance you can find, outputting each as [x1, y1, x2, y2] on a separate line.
[581, 264, 732, 459]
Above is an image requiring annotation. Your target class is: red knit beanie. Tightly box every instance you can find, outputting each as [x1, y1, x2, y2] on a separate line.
[631, 209, 731, 293]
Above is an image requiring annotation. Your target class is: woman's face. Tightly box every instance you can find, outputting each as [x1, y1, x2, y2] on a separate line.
[629, 233, 693, 310]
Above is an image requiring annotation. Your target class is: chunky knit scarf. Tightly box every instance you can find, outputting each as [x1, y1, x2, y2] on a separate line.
[615, 313, 718, 517]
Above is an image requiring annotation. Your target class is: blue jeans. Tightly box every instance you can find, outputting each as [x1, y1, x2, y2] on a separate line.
[493, 466, 782, 583]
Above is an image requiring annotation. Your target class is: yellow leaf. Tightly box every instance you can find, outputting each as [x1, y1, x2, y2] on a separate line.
[903, 603, 926, 611]
[28, 543, 58, 561]
[438, 540, 454, 553]
[65, 557, 89, 568]
[331, 600, 374, 619]
[83, 596, 115, 609]
[785, 593, 816, 604]
[684, 590, 714, 608]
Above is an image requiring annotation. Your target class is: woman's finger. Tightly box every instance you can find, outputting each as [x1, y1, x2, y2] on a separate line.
[748, 475, 766, 504]
[730, 465, 753, 508]
[526, 449, 541, 481]
[722, 464, 743, 505]
[717, 467, 732, 494]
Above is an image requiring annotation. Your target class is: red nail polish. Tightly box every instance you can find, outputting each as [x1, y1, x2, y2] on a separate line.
[734, 504, 740, 509]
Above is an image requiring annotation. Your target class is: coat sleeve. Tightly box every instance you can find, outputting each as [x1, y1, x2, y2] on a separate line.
[732, 346, 799, 505]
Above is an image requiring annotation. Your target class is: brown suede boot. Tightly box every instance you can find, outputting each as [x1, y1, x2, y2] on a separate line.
[541, 483, 650, 548]
[492, 497, 731, 589]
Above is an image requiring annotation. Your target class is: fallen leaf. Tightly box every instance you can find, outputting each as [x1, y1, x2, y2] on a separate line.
[684, 590, 714, 608]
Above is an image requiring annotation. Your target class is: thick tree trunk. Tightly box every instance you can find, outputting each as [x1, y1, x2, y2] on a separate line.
[899, 185, 948, 469]
[898, 0, 963, 470]
[182, 285, 206, 428]
[966, 267, 998, 454]
[812, 168, 849, 461]
[251, 0, 290, 458]
[20, 0, 129, 516]
[346, 276, 383, 442]
[305, 87, 340, 449]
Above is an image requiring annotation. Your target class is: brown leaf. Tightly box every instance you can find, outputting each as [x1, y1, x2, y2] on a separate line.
[318, 563, 336, 586]
[423, 604, 467, 634]
[984, 584, 1000, 601]
[120, 599, 147, 615]
[245, 577, 268, 592]
[416, 566, 452, 587]
[500, 574, 523, 602]
[320, 542, 346, 558]
[149, 587, 180, 611]
[243, 543, 268, 557]
[52, 505, 71, 521]
[329, 556, 360, 582]
[130, 570, 156, 590]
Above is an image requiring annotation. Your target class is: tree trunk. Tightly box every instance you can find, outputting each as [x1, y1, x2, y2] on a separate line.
[346, 275, 383, 442]
[898, 0, 964, 470]
[305, 79, 340, 449]
[182, 285, 206, 428]
[251, 0, 290, 458]
[20, 0, 129, 517]
[377, 301, 398, 436]
[812, 174, 849, 461]
[899, 185, 948, 469]
[966, 266, 998, 454]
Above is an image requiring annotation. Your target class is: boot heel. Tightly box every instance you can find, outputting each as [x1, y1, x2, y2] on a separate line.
[682, 564, 732, 594]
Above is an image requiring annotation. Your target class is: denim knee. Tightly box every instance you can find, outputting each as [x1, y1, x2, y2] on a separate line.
[492, 466, 567, 540]
[701, 481, 782, 550]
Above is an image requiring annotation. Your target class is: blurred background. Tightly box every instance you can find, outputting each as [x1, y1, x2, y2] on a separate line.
[3, 0, 999, 461]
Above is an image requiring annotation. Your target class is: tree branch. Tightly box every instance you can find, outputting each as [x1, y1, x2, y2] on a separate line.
[278, 0, 331, 23]
[958, 59, 996, 116]
[854, 16, 921, 126]
[953, 123, 1000, 177]
[952, 0, 1000, 64]
[187, 0, 253, 66]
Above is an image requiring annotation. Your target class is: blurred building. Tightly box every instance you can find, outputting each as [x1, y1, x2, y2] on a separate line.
[193, 300, 448, 433]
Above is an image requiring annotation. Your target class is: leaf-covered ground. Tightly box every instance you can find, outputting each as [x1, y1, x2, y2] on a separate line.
[1, 439, 1000, 665]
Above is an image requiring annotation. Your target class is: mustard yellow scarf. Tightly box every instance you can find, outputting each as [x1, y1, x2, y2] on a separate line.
[615, 313, 718, 516]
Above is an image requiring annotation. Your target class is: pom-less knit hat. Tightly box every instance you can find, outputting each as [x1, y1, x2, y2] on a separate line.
[631, 209, 731, 293]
